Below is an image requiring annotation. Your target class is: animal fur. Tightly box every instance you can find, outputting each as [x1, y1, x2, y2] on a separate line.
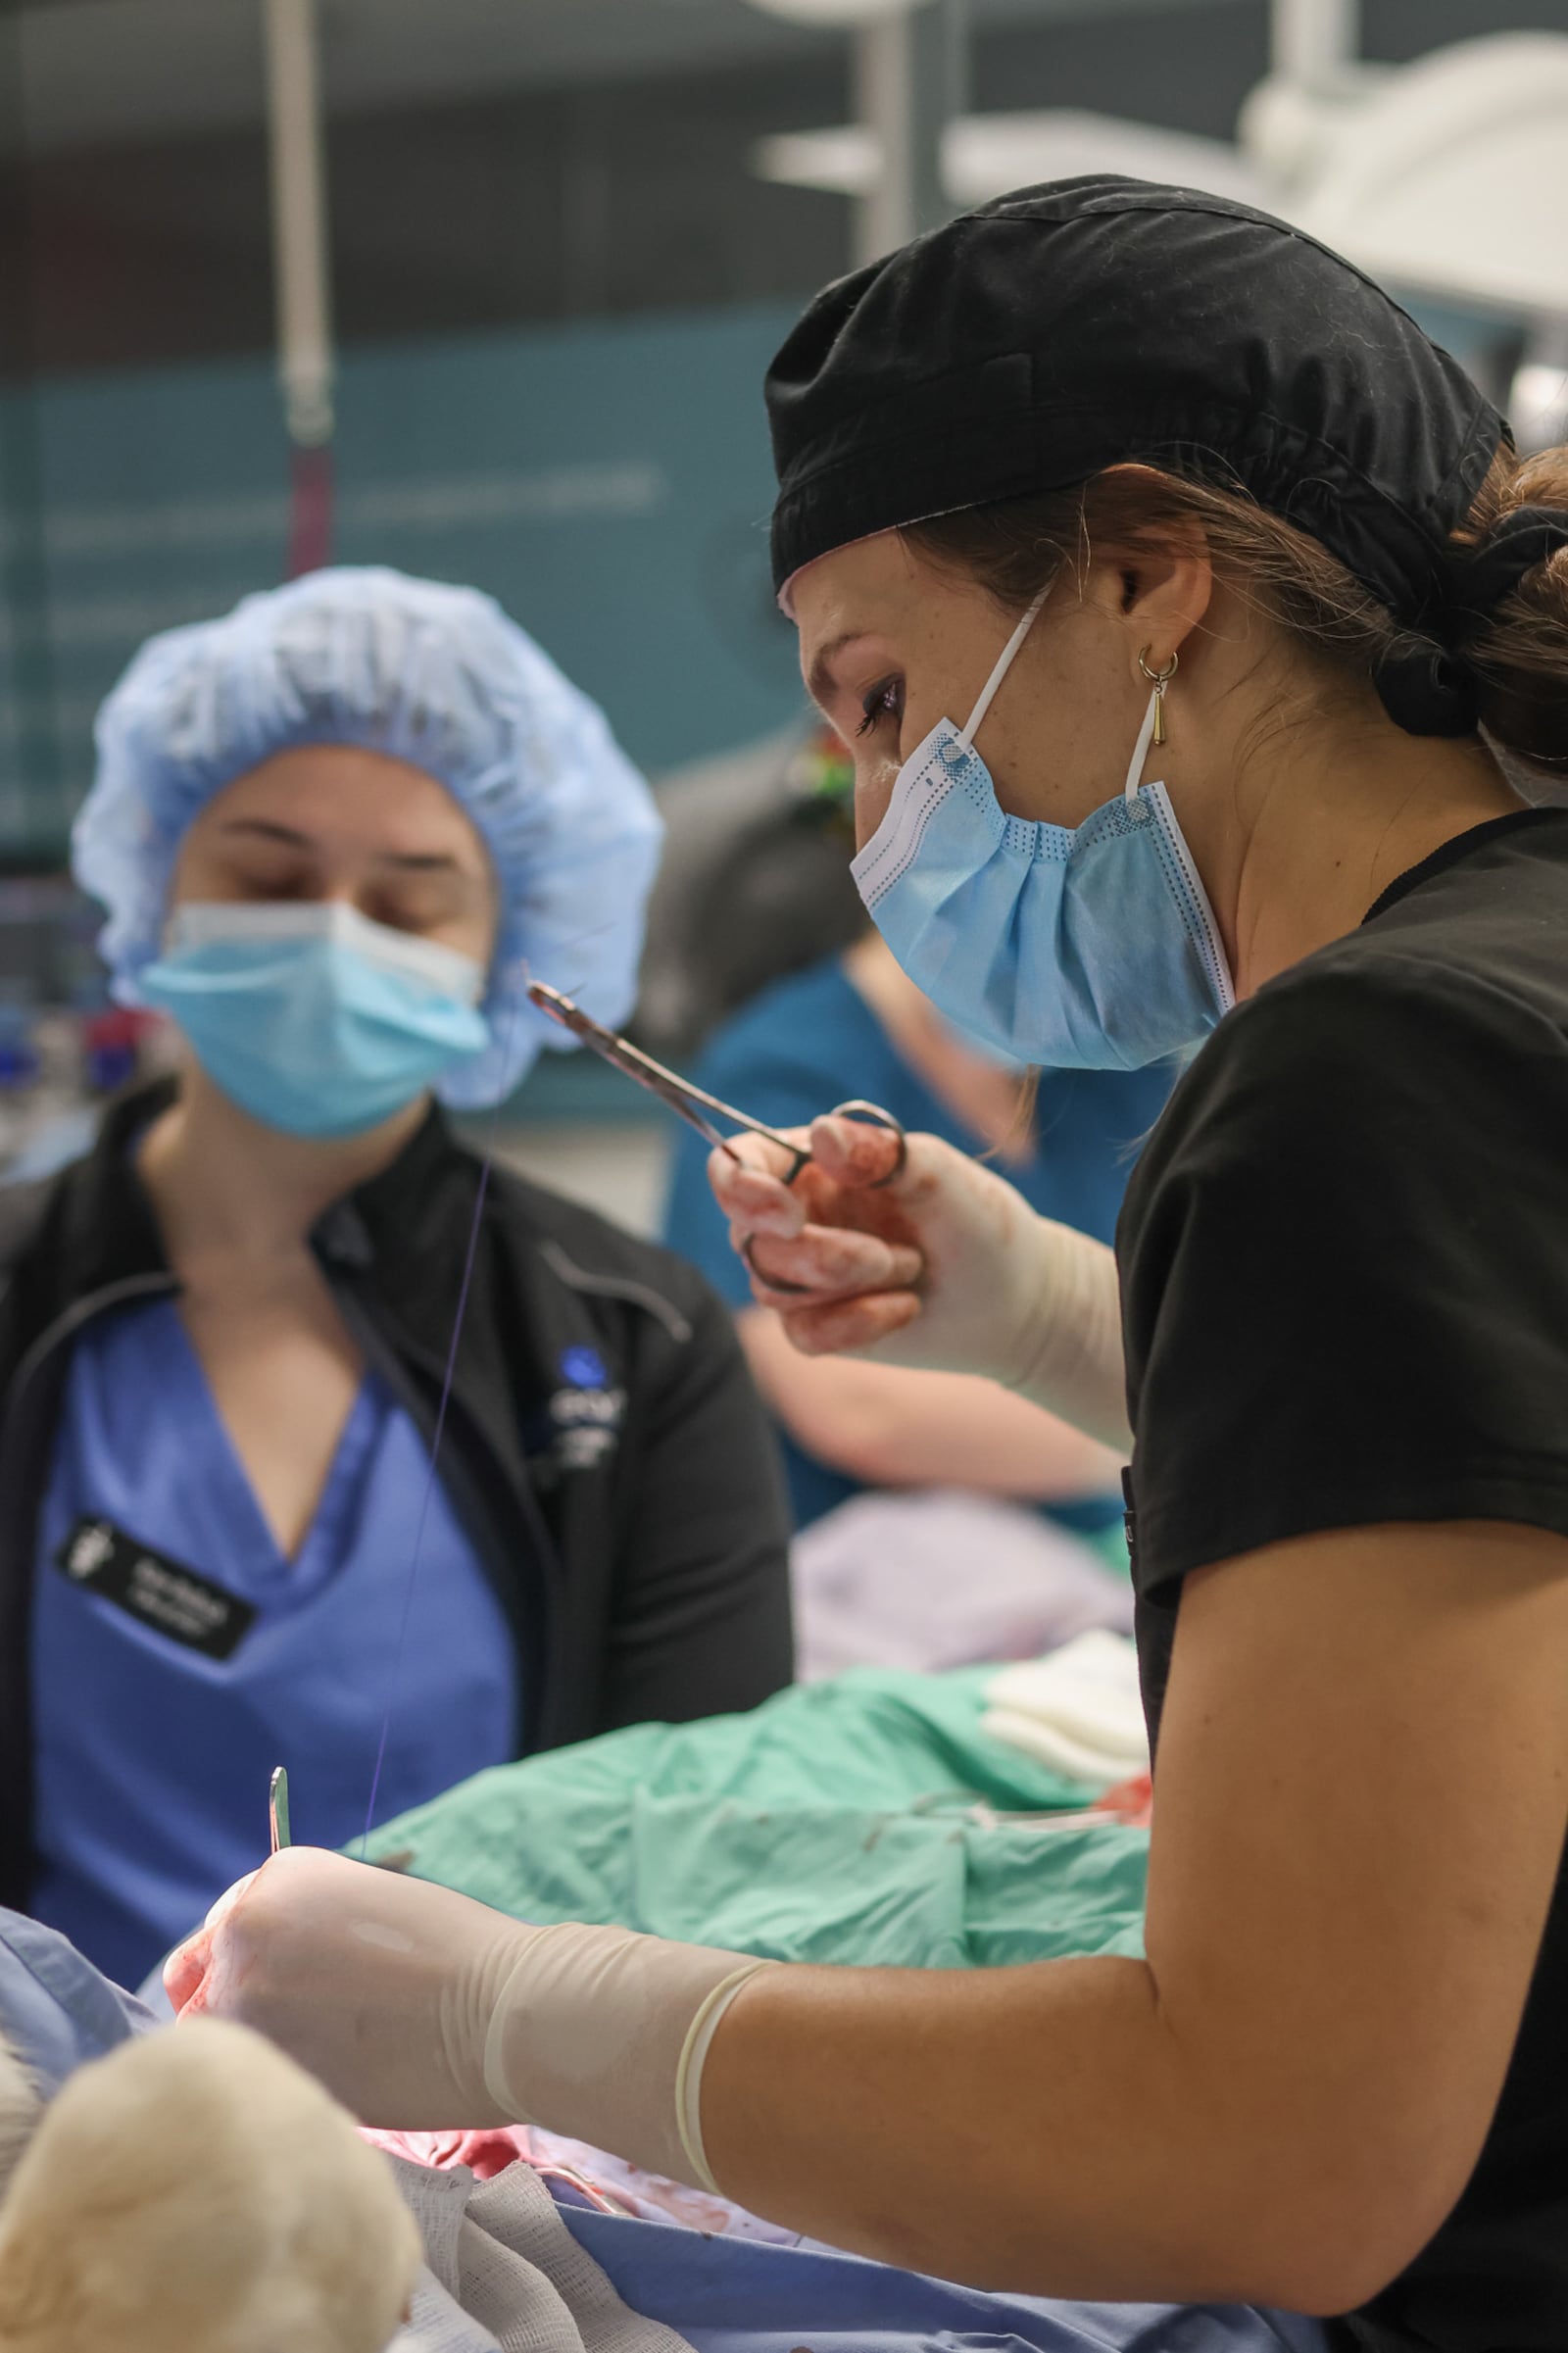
[0, 2042, 40, 2212]
[0, 2018, 420, 2353]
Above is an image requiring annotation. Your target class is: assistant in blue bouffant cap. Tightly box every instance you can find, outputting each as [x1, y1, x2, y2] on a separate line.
[0, 565, 792, 1991]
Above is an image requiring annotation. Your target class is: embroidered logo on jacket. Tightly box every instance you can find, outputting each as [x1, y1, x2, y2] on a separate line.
[547, 1348, 625, 1474]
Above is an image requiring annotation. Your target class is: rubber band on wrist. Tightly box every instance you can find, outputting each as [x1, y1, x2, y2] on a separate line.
[674, 1963, 775, 2194]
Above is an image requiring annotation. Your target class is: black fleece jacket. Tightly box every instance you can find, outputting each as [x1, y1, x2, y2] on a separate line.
[0, 1084, 794, 1910]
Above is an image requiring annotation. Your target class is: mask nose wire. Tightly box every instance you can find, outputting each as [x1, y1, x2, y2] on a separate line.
[1123, 686, 1163, 805]
[953, 582, 1053, 758]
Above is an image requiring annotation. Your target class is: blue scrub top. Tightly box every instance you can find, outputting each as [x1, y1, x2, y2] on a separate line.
[662, 955, 1172, 1532]
[30, 1298, 518, 1988]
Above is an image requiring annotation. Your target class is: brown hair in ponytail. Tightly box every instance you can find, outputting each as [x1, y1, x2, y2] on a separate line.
[1450, 446, 1568, 769]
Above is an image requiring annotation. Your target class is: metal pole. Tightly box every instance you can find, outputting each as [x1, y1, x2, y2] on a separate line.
[853, 0, 966, 268]
[262, 0, 334, 571]
[0, 7, 63, 847]
[1272, 0, 1359, 88]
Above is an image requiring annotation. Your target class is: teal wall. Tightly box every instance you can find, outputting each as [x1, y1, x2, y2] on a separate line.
[0, 302, 808, 851]
[0, 287, 1523, 858]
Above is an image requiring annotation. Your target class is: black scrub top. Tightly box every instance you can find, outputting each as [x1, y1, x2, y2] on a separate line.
[1118, 809, 1568, 2352]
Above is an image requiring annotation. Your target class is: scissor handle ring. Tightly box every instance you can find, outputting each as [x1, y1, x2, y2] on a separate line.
[740, 1233, 815, 1299]
[739, 1102, 906, 1296]
[826, 1101, 907, 1188]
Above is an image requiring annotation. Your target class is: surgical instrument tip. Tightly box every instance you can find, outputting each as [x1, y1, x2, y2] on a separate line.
[269, 1765, 291, 1856]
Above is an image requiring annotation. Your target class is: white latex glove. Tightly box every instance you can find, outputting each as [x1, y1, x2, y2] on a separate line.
[166, 1847, 767, 2187]
[709, 1114, 1131, 1451]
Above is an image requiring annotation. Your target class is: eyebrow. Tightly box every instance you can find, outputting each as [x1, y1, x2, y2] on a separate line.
[217, 817, 464, 873]
[806, 630, 875, 710]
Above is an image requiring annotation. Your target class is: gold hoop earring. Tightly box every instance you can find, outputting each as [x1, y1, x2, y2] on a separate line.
[1138, 646, 1178, 748]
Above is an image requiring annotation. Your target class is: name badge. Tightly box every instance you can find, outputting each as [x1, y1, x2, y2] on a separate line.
[54, 1517, 256, 1661]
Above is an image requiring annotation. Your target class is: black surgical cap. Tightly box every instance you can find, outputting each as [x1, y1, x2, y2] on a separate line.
[765, 176, 1568, 736]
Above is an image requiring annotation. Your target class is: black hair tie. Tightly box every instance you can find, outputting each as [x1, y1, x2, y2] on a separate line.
[1375, 507, 1568, 735]
[1451, 506, 1568, 619]
[1372, 641, 1480, 738]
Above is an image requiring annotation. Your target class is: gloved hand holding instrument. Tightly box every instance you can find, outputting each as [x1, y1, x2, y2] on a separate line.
[711, 1114, 1131, 1453]
[167, 1845, 770, 2190]
[529, 982, 1130, 1453]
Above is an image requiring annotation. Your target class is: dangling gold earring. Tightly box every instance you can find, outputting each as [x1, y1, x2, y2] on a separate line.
[1138, 646, 1179, 747]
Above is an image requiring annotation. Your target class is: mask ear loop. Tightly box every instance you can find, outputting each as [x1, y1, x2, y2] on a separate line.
[953, 582, 1053, 759]
[1123, 687, 1162, 805]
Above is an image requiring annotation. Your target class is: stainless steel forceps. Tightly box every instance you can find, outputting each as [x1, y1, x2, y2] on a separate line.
[526, 981, 907, 1185]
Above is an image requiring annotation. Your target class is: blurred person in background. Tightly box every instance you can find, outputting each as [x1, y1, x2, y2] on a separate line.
[0, 566, 791, 1987]
[662, 726, 1170, 1551]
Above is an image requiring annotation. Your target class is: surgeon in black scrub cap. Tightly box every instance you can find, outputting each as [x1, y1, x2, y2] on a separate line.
[176, 182, 1568, 2353]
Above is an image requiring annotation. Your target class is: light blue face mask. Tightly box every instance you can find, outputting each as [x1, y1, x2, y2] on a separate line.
[139, 901, 491, 1138]
[851, 592, 1235, 1072]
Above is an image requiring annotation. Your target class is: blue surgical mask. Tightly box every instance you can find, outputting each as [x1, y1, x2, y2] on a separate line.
[851, 594, 1235, 1071]
[139, 901, 490, 1138]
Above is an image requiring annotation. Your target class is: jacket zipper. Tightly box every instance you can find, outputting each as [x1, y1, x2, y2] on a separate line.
[534, 1238, 694, 1345]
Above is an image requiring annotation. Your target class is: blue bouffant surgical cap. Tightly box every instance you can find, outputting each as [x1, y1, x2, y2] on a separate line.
[74, 566, 663, 1109]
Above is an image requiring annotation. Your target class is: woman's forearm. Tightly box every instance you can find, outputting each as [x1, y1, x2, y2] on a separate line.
[695, 1953, 1282, 2306]
[738, 1312, 1126, 1498]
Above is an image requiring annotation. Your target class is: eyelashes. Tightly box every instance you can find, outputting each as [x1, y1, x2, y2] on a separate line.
[857, 675, 904, 737]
